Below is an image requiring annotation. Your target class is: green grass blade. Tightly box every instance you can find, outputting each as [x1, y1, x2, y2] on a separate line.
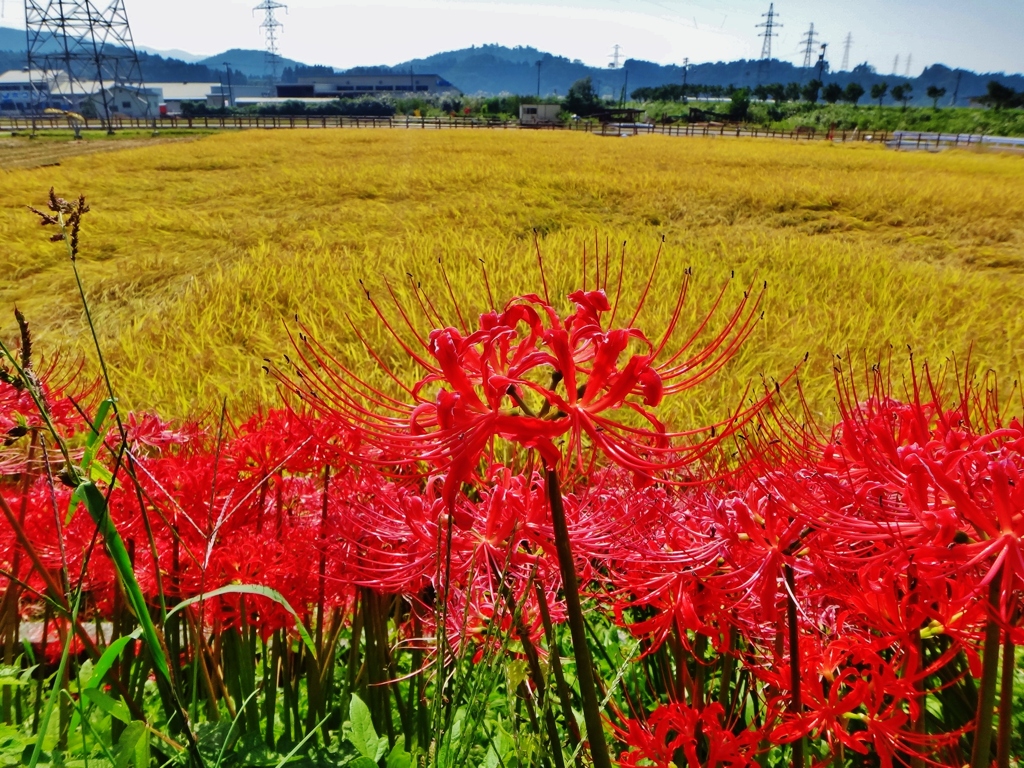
[165, 584, 318, 661]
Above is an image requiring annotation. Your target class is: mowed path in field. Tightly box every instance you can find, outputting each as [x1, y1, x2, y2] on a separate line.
[0, 129, 1022, 421]
[0, 133, 201, 170]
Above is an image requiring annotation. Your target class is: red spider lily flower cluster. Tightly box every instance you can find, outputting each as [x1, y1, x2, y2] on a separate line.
[1, 239, 1022, 768]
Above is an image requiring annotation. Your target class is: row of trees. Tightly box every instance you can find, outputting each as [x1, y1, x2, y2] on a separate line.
[979, 81, 1024, 109]
[630, 79, 937, 109]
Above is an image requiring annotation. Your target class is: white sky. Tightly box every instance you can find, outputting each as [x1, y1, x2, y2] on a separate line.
[1, 0, 1021, 74]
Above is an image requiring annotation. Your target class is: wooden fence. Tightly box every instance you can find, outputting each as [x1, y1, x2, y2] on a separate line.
[20, 113, 1022, 150]
[887, 131, 1024, 151]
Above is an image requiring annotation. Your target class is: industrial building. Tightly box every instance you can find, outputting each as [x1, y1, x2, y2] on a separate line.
[1, 68, 462, 117]
[277, 73, 458, 98]
[0, 69, 54, 113]
[0, 68, 162, 117]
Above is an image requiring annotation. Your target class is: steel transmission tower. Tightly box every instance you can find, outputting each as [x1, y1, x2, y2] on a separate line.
[904, 53, 912, 77]
[24, 0, 148, 128]
[608, 44, 622, 69]
[800, 23, 819, 69]
[840, 32, 852, 71]
[254, 0, 287, 84]
[756, 3, 780, 61]
[892, 54, 899, 75]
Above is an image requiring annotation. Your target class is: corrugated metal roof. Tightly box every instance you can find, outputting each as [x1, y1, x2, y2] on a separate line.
[0, 69, 49, 84]
[146, 82, 217, 100]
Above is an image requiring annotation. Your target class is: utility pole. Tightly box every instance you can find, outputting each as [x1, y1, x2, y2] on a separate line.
[841, 32, 852, 71]
[536, 59, 541, 96]
[800, 23, 819, 69]
[253, 0, 287, 85]
[816, 43, 828, 82]
[223, 62, 233, 107]
[622, 67, 628, 107]
[682, 56, 688, 99]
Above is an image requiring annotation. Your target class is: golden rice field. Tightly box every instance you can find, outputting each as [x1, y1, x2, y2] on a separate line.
[1, 129, 1023, 426]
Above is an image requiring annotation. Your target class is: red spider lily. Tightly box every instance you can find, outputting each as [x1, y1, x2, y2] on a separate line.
[278, 252, 774, 520]
[770, 639, 958, 767]
[614, 701, 762, 768]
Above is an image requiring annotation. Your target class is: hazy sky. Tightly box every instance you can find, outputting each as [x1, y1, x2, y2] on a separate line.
[2, 0, 1021, 74]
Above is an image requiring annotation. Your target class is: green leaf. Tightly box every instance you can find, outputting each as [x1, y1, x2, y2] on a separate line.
[0, 661, 31, 689]
[165, 583, 318, 661]
[505, 659, 528, 692]
[82, 399, 113, 470]
[83, 634, 136, 691]
[65, 399, 116, 525]
[88, 462, 114, 485]
[386, 743, 412, 768]
[82, 688, 131, 724]
[349, 758, 378, 768]
[66, 485, 83, 526]
[76, 482, 176, 695]
[113, 721, 146, 768]
[347, 694, 378, 759]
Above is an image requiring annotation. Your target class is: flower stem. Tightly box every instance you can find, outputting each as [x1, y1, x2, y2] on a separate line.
[545, 468, 612, 768]
[784, 563, 805, 768]
[996, 626, 1014, 768]
[970, 578, 1001, 768]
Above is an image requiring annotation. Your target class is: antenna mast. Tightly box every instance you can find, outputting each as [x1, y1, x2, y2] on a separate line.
[800, 23, 819, 69]
[840, 32, 852, 71]
[24, 0, 149, 130]
[254, 0, 287, 84]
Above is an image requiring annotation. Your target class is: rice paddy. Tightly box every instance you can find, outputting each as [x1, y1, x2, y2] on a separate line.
[1, 129, 1022, 423]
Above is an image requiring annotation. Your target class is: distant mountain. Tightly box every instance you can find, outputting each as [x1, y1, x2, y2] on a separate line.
[362, 46, 1024, 105]
[137, 52, 242, 83]
[0, 26, 26, 52]
[0, 27, 244, 83]
[197, 48, 303, 79]
[3, 27, 1024, 106]
[138, 46, 206, 63]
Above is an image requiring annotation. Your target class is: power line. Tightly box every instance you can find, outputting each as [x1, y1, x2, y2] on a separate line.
[840, 32, 852, 71]
[253, 0, 287, 84]
[800, 23, 819, 69]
